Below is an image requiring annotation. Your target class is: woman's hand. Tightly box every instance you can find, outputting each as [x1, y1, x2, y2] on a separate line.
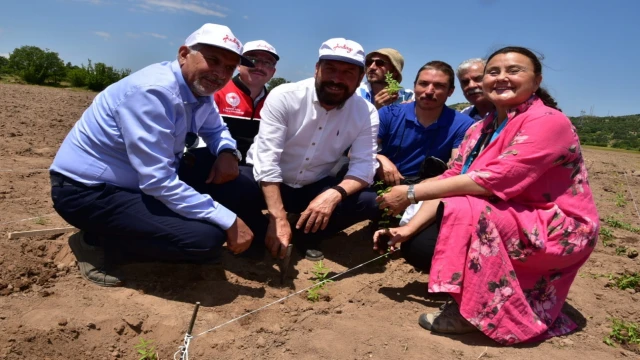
[372, 226, 415, 254]
[377, 185, 411, 216]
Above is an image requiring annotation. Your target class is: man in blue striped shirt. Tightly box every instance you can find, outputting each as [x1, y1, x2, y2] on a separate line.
[49, 24, 268, 287]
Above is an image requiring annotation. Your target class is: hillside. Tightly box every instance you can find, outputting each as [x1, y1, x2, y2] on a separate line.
[571, 114, 640, 151]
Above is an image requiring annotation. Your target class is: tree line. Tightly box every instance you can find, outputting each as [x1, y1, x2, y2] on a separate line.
[571, 114, 640, 151]
[0, 45, 131, 92]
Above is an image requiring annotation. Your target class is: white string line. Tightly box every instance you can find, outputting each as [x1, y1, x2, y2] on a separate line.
[622, 170, 640, 222]
[0, 212, 57, 226]
[192, 249, 396, 339]
[173, 334, 193, 360]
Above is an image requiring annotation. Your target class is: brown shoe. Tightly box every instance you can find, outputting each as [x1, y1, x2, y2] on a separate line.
[418, 301, 478, 334]
[68, 231, 123, 287]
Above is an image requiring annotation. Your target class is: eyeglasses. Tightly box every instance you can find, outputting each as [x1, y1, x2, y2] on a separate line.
[246, 57, 276, 69]
[365, 59, 387, 68]
[182, 132, 199, 168]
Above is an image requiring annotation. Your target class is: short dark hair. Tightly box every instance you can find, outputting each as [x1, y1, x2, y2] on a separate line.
[413, 61, 455, 89]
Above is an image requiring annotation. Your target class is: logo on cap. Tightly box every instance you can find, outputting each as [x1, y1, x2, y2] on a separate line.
[333, 44, 353, 53]
[256, 43, 275, 52]
[222, 35, 241, 50]
[226, 92, 241, 107]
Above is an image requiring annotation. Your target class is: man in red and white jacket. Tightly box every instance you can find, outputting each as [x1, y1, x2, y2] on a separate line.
[214, 40, 279, 162]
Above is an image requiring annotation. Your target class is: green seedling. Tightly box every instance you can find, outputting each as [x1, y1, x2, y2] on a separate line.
[603, 318, 640, 347]
[615, 246, 628, 256]
[607, 272, 640, 291]
[604, 216, 640, 233]
[134, 337, 157, 360]
[600, 227, 615, 247]
[384, 72, 402, 95]
[615, 192, 628, 207]
[307, 260, 333, 302]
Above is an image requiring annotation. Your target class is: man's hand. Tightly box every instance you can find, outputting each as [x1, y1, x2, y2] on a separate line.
[266, 216, 292, 259]
[373, 88, 399, 109]
[226, 217, 254, 254]
[296, 189, 341, 234]
[376, 155, 404, 186]
[207, 152, 239, 184]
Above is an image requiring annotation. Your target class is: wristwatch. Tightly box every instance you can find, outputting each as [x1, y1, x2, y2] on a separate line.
[219, 148, 242, 162]
[407, 184, 417, 204]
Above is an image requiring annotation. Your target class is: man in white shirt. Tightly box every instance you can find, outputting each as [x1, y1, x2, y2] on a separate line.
[249, 38, 380, 260]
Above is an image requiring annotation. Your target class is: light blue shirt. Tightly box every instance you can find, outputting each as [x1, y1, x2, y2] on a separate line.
[356, 80, 415, 105]
[50, 60, 238, 230]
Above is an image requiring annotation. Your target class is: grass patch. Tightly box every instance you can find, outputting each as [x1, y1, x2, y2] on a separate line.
[607, 272, 640, 291]
[603, 216, 640, 233]
[583, 145, 640, 154]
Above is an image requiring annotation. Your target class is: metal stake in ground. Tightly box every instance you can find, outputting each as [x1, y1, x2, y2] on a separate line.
[177, 302, 200, 360]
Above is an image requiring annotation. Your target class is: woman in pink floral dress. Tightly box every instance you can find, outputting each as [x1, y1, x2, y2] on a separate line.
[374, 46, 599, 344]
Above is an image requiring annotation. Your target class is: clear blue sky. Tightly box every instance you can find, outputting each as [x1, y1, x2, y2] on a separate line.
[1, 0, 638, 116]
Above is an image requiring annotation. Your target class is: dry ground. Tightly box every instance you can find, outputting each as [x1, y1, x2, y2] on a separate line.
[1, 83, 639, 359]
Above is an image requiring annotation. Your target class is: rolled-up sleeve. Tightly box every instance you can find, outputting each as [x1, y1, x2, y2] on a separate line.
[346, 106, 379, 184]
[253, 90, 288, 183]
[114, 86, 236, 230]
[199, 102, 237, 156]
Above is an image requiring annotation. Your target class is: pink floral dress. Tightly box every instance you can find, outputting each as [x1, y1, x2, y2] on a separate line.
[429, 96, 599, 344]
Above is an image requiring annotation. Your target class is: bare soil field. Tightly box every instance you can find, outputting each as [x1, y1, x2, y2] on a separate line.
[1, 83, 639, 359]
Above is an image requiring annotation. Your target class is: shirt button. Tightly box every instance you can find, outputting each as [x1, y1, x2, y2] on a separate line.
[299, 171, 303, 174]
[319, 127, 323, 130]
[306, 158, 309, 161]
[312, 143, 315, 146]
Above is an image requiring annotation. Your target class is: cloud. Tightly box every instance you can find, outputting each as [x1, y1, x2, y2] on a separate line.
[94, 31, 111, 40]
[243, 15, 248, 19]
[0, 53, 9, 58]
[145, 32, 167, 39]
[138, 0, 227, 17]
[126, 32, 141, 38]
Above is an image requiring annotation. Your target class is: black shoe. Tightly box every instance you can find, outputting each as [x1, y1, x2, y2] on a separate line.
[68, 231, 123, 287]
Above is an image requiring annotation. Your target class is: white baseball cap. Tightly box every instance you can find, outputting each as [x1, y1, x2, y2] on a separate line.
[243, 40, 279, 61]
[184, 23, 255, 68]
[318, 38, 365, 68]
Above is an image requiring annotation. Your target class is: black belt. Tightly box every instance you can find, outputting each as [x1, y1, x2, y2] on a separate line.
[50, 171, 96, 188]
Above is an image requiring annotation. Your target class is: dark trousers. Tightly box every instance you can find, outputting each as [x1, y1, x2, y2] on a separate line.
[244, 164, 380, 249]
[399, 201, 444, 272]
[50, 149, 267, 263]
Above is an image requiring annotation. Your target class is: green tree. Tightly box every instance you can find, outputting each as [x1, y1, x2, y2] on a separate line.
[267, 77, 289, 90]
[0, 55, 9, 74]
[85, 59, 131, 91]
[8, 46, 66, 85]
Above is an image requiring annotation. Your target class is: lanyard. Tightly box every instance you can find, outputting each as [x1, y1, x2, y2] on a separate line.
[461, 117, 508, 174]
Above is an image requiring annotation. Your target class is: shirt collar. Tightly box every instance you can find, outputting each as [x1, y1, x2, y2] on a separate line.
[171, 60, 212, 106]
[405, 102, 441, 129]
[482, 95, 538, 133]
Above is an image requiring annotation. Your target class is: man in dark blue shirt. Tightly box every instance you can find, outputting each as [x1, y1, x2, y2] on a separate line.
[377, 61, 474, 185]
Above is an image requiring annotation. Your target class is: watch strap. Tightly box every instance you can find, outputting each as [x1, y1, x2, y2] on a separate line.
[331, 185, 348, 202]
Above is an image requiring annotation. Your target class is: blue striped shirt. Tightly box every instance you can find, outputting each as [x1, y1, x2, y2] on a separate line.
[50, 60, 238, 229]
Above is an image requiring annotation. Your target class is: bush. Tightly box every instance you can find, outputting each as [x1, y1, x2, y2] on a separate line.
[8, 46, 65, 85]
[85, 59, 130, 92]
[67, 68, 88, 87]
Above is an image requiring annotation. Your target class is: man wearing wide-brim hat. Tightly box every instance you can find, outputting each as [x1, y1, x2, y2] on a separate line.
[357, 48, 415, 109]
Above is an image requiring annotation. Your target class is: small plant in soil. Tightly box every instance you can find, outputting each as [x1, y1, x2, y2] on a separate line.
[615, 246, 628, 256]
[607, 272, 640, 291]
[134, 337, 157, 360]
[307, 260, 333, 302]
[600, 227, 615, 247]
[615, 192, 628, 207]
[603, 318, 640, 348]
[604, 216, 640, 233]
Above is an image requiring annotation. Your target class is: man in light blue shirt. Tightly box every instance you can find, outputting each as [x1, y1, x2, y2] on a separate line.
[49, 23, 268, 287]
[356, 48, 414, 109]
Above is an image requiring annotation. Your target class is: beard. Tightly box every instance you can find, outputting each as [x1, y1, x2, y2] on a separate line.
[315, 79, 355, 107]
[191, 76, 224, 96]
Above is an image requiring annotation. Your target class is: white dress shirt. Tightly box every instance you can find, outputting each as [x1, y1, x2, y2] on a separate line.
[250, 77, 379, 188]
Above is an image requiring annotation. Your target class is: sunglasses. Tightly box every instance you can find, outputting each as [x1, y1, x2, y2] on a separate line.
[365, 59, 387, 67]
[245, 57, 276, 69]
[182, 132, 199, 168]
